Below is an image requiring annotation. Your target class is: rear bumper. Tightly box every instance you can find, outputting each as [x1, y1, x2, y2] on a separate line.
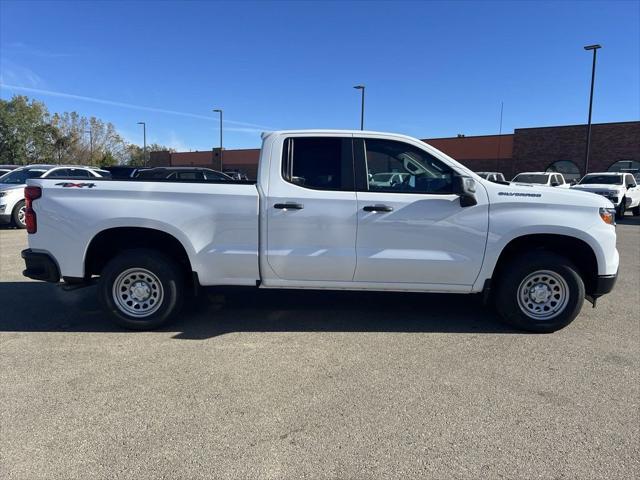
[21, 249, 60, 283]
[591, 272, 618, 298]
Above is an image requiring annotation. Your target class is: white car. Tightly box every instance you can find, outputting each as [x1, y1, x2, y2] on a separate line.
[0, 165, 107, 228]
[22, 130, 618, 333]
[511, 172, 571, 188]
[571, 172, 640, 218]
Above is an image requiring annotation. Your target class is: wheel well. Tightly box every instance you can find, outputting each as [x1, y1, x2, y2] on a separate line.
[492, 234, 599, 295]
[85, 227, 193, 280]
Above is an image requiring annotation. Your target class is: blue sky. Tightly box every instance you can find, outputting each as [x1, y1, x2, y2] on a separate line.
[1, 0, 638, 150]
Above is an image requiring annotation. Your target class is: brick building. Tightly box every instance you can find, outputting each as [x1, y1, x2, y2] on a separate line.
[510, 121, 639, 181]
[149, 121, 639, 181]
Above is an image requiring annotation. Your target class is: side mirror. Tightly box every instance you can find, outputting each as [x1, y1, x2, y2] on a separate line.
[453, 175, 477, 207]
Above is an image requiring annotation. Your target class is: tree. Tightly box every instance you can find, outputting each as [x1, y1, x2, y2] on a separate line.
[51, 112, 128, 166]
[126, 143, 175, 166]
[0, 96, 57, 164]
[1, 94, 177, 167]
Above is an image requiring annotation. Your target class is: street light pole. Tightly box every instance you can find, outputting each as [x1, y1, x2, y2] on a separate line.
[213, 109, 223, 170]
[583, 44, 601, 175]
[353, 85, 365, 130]
[137, 122, 147, 166]
[84, 129, 93, 162]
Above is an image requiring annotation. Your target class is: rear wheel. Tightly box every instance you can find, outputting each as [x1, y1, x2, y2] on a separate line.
[12, 200, 26, 229]
[98, 248, 184, 330]
[495, 251, 585, 333]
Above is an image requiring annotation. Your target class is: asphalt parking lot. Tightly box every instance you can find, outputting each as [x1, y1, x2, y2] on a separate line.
[1, 218, 638, 480]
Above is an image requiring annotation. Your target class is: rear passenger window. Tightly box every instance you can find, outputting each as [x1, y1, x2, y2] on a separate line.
[45, 169, 72, 178]
[68, 169, 93, 178]
[282, 137, 354, 190]
[204, 171, 229, 181]
[178, 172, 202, 180]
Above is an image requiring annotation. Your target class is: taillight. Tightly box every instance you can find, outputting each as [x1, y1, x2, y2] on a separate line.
[24, 186, 42, 234]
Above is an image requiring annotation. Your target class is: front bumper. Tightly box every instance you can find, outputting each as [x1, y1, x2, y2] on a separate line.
[21, 249, 60, 283]
[591, 272, 618, 298]
[0, 213, 11, 224]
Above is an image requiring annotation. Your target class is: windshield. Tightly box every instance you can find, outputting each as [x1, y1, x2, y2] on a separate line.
[579, 175, 622, 185]
[512, 174, 549, 184]
[0, 168, 48, 184]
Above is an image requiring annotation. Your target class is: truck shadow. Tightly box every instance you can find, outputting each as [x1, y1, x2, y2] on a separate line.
[0, 282, 520, 338]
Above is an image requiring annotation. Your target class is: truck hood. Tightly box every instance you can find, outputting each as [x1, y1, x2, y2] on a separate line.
[571, 184, 624, 193]
[483, 181, 613, 209]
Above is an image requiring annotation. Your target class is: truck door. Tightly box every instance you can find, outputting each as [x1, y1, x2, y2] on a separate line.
[353, 137, 489, 287]
[265, 136, 357, 282]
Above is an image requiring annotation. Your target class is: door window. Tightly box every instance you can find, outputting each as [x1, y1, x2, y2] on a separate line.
[45, 168, 72, 178]
[177, 171, 203, 180]
[204, 171, 230, 181]
[281, 137, 354, 190]
[358, 139, 454, 194]
[625, 174, 637, 188]
[67, 169, 94, 178]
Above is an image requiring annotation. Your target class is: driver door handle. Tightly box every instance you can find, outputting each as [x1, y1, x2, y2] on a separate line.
[363, 204, 394, 213]
[274, 202, 304, 210]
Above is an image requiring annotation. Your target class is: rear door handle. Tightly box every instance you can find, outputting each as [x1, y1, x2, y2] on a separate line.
[274, 202, 304, 210]
[363, 204, 393, 213]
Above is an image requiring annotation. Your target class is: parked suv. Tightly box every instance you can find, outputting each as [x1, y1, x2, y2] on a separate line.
[0, 165, 107, 228]
[511, 172, 570, 188]
[571, 172, 640, 218]
[0, 165, 19, 177]
[134, 167, 232, 181]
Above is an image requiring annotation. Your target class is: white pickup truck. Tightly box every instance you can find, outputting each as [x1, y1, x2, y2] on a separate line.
[22, 130, 619, 333]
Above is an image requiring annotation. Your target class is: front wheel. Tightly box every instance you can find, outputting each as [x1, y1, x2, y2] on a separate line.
[98, 249, 184, 330]
[495, 252, 585, 333]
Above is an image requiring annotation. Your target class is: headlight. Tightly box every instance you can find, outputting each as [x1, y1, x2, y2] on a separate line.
[599, 207, 616, 226]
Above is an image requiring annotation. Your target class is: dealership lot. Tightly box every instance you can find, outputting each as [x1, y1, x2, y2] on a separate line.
[1, 220, 638, 479]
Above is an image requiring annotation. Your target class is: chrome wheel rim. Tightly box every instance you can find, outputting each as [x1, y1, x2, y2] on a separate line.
[112, 268, 163, 318]
[18, 205, 26, 226]
[517, 270, 569, 321]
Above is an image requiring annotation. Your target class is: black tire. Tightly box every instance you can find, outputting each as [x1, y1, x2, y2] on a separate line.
[495, 251, 585, 333]
[632, 204, 640, 216]
[98, 248, 184, 330]
[12, 200, 26, 229]
[616, 200, 625, 219]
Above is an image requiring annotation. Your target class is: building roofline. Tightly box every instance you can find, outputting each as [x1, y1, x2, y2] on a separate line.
[514, 120, 639, 131]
